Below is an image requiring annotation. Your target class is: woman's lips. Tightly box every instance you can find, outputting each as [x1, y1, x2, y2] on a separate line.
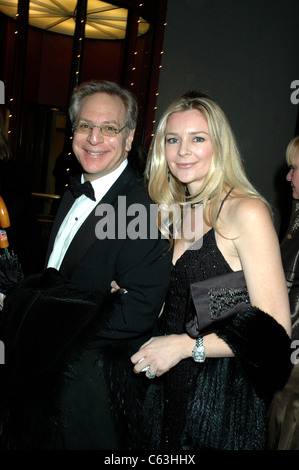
[176, 162, 196, 169]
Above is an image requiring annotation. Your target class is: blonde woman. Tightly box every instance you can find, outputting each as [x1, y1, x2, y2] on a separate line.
[267, 136, 299, 450]
[131, 91, 292, 450]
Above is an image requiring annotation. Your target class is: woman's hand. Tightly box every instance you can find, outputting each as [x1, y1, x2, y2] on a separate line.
[131, 334, 194, 378]
[131, 332, 234, 379]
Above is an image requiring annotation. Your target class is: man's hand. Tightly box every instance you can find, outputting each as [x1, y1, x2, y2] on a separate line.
[0, 292, 5, 310]
[110, 280, 127, 295]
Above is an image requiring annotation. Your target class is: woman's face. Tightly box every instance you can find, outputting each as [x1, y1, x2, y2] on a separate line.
[286, 151, 299, 199]
[165, 109, 214, 195]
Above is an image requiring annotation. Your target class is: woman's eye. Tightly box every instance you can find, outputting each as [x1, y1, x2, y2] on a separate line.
[193, 136, 204, 142]
[167, 137, 179, 144]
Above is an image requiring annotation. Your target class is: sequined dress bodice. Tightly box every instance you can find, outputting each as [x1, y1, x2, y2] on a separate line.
[157, 228, 234, 449]
[159, 228, 233, 335]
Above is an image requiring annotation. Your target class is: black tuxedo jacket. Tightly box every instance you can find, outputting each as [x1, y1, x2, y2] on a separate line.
[0, 164, 172, 449]
[45, 163, 173, 351]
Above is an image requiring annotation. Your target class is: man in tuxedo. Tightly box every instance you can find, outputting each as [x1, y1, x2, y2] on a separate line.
[0, 81, 172, 450]
[46, 80, 173, 448]
[47, 79, 171, 349]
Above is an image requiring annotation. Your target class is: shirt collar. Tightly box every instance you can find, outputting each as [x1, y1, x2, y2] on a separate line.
[81, 159, 128, 202]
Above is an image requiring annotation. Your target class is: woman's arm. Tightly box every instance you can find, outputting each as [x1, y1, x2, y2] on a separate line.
[228, 197, 291, 336]
[132, 197, 291, 378]
[131, 332, 233, 377]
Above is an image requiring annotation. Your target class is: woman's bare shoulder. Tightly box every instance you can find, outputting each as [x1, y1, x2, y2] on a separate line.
[219, 192, 272, 237]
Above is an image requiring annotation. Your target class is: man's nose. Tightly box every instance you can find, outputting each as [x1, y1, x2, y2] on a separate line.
[286, 168, 293, 182]
[87, 126, 104, 144]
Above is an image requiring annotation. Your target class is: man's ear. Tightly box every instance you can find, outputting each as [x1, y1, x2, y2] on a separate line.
[125, 128, 135, 152]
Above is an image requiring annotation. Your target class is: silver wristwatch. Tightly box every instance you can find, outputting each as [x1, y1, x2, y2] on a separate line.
[192, 336, 206, 363]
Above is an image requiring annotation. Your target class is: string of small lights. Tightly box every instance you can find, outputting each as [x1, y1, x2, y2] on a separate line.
[6, 1, 167, 159]
[7, 10, 19, 136]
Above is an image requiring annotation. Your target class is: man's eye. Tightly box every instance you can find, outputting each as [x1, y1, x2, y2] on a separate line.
[105, 126, 117, 132]
[79, 123, 89, 129]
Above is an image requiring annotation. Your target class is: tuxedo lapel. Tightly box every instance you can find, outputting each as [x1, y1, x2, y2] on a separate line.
[58, 164, 138, 278]
[97, 163, 137, 207]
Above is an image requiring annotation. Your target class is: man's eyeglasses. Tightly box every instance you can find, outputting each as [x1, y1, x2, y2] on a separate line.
[73, 121, 127, 137]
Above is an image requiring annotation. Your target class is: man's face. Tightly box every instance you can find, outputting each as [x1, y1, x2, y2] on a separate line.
[72, 92, 135, 181]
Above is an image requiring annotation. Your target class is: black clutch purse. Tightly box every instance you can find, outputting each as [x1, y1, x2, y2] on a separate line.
[186, 270, 250, 337]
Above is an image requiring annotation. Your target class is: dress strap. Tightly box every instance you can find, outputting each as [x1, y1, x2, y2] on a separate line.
[216, 188, 234, 219]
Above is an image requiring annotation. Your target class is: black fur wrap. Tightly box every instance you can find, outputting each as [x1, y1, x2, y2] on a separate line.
[0, 268, 122, 449]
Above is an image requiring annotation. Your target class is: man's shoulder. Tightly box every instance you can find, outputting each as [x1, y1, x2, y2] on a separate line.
[119, 165, 152, 205]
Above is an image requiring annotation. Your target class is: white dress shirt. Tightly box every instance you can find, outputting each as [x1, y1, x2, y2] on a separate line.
[47, 159, 128, 270]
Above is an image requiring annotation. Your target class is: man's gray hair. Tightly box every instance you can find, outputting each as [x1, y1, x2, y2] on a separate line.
[69, 80, 138, 130]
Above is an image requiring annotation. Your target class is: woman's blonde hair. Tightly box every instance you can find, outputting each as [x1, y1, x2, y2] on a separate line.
[145, 90, 270, 241]
[286, 135, 299, 166]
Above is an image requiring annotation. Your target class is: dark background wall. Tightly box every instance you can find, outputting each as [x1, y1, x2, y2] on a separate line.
[155, 0, 299, 235]
[1, 0, 298, 236]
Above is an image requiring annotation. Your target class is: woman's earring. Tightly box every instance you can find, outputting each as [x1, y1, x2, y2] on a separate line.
[167, 168, 170, 183]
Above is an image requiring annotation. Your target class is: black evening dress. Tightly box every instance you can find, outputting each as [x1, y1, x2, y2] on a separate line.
[141, 227, 292, 450]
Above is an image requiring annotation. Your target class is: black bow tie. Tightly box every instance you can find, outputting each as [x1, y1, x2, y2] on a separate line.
[69, 176, 96, 201]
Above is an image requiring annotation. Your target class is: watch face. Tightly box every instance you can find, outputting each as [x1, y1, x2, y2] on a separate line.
[193, 347, 206, 362]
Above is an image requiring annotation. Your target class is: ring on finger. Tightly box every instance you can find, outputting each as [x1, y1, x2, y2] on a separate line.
[147, 367, 156, 379]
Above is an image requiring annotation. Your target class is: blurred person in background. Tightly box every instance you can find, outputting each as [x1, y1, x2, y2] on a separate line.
[267, 136, 299, 450]
[0, 110, 44, 276]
